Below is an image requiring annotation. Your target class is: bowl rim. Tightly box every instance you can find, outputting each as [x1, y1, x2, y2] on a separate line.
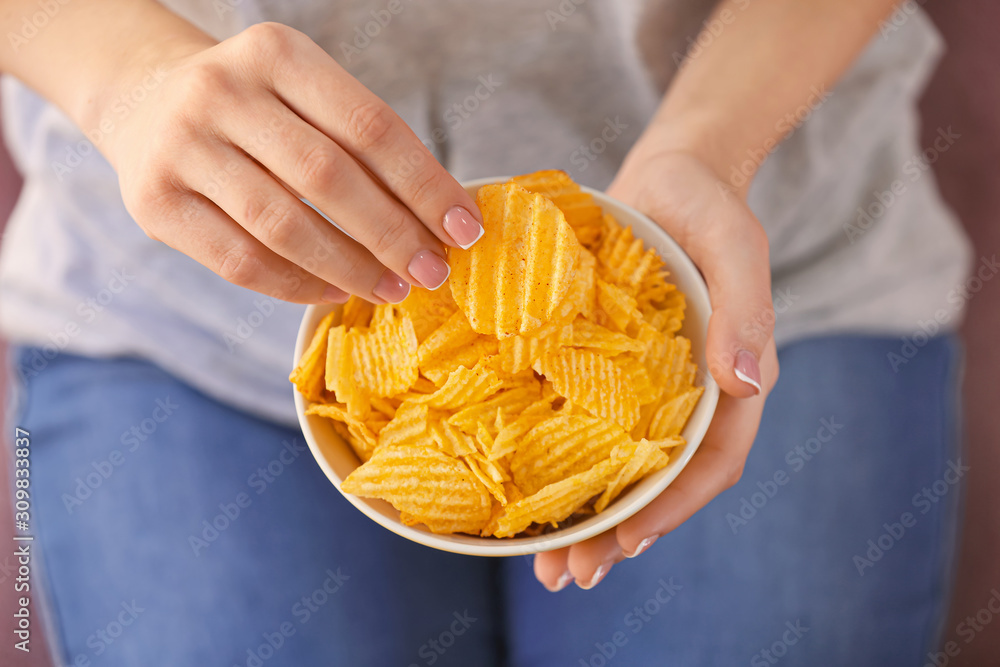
[292, 176, 720, 556]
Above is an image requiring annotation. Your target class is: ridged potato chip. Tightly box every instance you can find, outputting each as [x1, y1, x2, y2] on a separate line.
[289, 310, 338, 402]
[399, 285, 458, 343]
[593, 439, 671, 512]
[493, 457, 623, 538]
[450, 183, 581, 338]
[341, 446, 491, 534]
[510, 170, 605, 248]
[539, 348, 640, 431]
[510, 414, 630, 496]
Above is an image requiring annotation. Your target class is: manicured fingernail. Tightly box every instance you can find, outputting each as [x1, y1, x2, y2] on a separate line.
[373, 269, 410, 304]
[625, 535, 659, 558]
[734, 349, 761, 395]
[407, 250, 451, 290]
[545, 571, 574, 593]
[577, 562, 611, 590]
[321, 285, 350, 303]
[443, 206, 484, 249]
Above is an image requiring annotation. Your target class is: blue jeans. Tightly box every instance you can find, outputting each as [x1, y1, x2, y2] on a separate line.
[6, 335, 963, 666]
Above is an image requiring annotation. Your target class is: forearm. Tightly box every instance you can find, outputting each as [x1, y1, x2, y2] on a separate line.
[0, 0, 212, 138]
[631, 0, 899, 196]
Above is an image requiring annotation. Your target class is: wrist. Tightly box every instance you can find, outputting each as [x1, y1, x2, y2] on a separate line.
[70, 8, 214, 152]
[625, 112, 761, 201]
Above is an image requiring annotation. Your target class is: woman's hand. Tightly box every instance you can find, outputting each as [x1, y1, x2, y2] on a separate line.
[533, 151, 779, 591]
[100, 22, 483, 304]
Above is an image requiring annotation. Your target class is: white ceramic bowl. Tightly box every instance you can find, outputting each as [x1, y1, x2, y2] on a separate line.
[293, 177, 720, 556]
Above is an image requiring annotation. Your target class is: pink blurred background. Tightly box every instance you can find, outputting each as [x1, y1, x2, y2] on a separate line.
[2, 2, 998, 664]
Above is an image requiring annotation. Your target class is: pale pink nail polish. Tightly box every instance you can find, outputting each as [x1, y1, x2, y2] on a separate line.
[577, 562, 611, 590]
[407, 250, 451, 290]
[545, 571, 574, 593]
[625, 535, 659, 559]
[372, 270, 410, 304]
[734, 349, 762, 394]
[443, 206, 485, 249]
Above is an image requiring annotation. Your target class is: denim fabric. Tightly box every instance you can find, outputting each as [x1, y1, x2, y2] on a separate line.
[6, 334, 962, 666]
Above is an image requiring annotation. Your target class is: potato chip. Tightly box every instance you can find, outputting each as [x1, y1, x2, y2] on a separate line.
[510, 170, 605, 248]
[493, 457, 623, 538]
[341, 295, 374, 329]
[378, 401, 434, 448]
[325, 325, 370, 418]
[411, 360, 503, 410]
[510, 414, 631, 495]
[490, 399, 558, 461]
[539, 348, 639, 431]
[450, 183, 581, 338]
[648, 387, 705, 439]
[570, 319, 645, 356]
[447, 384, 542, 436]
[348, 306, 419, 398]
[496, 321, 572, 375]
[289, 310, 338, 402]
[552, 248, 597, 323]
[398, 284, 458, 343]
[341, 445, 491, 534]
[593, 439, 670, 512]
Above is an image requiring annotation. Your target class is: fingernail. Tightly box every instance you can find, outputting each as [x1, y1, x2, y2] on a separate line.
[734, 349, 761, 395]
[407, 250, 451, 291]
[545, 571, 574, 593]
[373, 269, 411, 304]
[443, 206, 484, 249]
[321, 285, 350, 303]
[577, 562, 611, 590]
[625, 535, 659, 558]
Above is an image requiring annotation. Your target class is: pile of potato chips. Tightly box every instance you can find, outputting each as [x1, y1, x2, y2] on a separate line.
[290, 170, 703, 538]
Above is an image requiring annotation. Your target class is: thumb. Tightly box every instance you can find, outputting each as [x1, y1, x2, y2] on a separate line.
[607, 154, 774, 399]
[697, 197, 774, 398]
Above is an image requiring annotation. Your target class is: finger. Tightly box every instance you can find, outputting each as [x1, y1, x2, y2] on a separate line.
[145, 191, 348, 304]
[249, 25, 485, 249]
[615, 339, 778, 554]
[566, 531, 624, 590]
[533, 548, 573, 592]
[180, 144, 409, 304]
[221, 98, 454, 292]
[608, 157, 774, 399]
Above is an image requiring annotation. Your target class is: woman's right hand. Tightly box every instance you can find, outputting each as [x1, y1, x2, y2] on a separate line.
[99, 22, 483, 304]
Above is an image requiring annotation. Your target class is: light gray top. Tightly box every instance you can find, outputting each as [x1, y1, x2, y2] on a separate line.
[0, 0, 972, 425]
